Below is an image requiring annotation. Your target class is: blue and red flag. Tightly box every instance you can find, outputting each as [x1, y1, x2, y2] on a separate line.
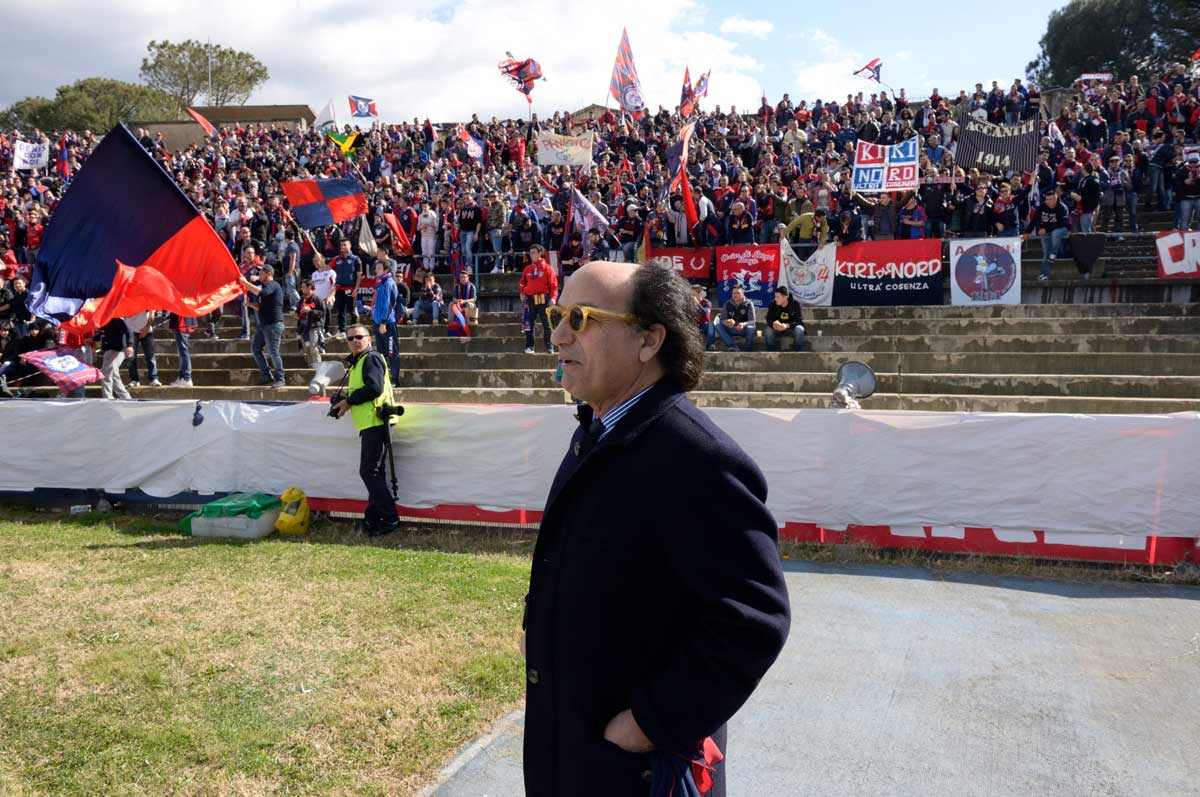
[185, 106, 216, 138]
[28, 124, 243, 334]
[854, 58, 883, 83]
[498, 53, 544, 103]
[18, 347, 102, 393]
[348, 95, 378, 118]
[281, 179, 368, 229]
[694, 69, 710, 100]
[680, 66, 696, 118]
[610, 27, 647, 120]
[55, 134, 71, 182]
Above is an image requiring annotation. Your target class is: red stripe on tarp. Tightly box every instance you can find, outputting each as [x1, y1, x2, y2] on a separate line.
[326, 193, 368, 225]
[307, 497, 543, 525]
[779, 523, 1197, 564]
[282, 180, 324, 207]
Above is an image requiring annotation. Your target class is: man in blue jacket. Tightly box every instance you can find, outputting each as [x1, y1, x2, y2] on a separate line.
[371, 260, 400, 383]
[523, 260, 791, 796]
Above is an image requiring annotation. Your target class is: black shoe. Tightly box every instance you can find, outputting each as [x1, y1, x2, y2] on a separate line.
[366, 519, 402, 538]
[257, 377, 274, 386]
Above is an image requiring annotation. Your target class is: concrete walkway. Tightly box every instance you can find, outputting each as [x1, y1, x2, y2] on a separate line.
[428, 562, 1200, 796]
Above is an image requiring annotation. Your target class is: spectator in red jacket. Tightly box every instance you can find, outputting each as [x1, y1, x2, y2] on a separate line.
[519, 243, 558, 354]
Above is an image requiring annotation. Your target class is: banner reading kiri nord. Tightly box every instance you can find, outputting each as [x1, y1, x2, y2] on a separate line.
[831, 239, 943, 306]
[716, 244, 780, 308]
[851, 138, 919, 193]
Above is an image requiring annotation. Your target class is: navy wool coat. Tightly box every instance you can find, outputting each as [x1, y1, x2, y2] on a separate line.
[522, 379, 791, 796]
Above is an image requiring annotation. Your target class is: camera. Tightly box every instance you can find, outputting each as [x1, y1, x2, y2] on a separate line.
[327, 392, 345, 418]
[376, 404, 405, 421]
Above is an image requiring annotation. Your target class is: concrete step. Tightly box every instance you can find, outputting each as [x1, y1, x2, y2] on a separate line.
[386, 368, 1200, 399]
[154, 315, 1198, 347]
[136, 350, 1200, 377]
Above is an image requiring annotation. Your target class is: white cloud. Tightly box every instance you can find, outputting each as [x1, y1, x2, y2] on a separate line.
[790, 29, 873, 103]
[896, 50, 912, 62]
[718, 16, 775, 38]
[0, 0, 767, 123]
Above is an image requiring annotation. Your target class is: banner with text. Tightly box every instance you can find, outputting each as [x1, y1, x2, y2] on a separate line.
[716, 244, 780, 308]
[851, 138, 919, 193]
[14, 141, 49, 170]
[780, 240, 834, 306]
[949, 238, 1022, 305]
[832, 239, 944, 306]
[1156, 230, 1200, 278]
[537, 131, 594, 167]
[645, 245, 711, 279]
[954, 117, 1039, 175]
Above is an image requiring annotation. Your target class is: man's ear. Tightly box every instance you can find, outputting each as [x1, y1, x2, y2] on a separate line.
[638, 323, 667, 363]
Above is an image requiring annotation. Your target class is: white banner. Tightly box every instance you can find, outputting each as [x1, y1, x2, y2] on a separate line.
[949, 238, 1022, 305]
[0, 400, 1197, 541]
[14, 140, 49, 170]
[780, 241, 834, 306]
[537, 131, 593, 167]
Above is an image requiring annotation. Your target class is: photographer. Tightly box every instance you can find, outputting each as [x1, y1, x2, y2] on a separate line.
[331, 323, 401, 537]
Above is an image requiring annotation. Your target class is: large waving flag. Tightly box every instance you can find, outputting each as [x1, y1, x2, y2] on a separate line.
[326, 130, 363, 154]
[282, 178, 368, 229]
[314, 98, 337, 131]
[668, 121, 699, 234]
[854, 58, 883, 83]
[349, 95, 378, 119]
[498, 52, 545, 103]
[609, 28, 647, 120]
[28, 124, 242, 333]
[680, 66, 696, 118]
[185, 106, 216, 138]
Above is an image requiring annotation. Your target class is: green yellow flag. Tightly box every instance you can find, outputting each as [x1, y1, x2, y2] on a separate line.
[326, 130, 362, 154]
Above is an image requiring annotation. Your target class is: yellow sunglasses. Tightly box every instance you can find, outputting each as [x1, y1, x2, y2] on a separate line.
[545, 304, 640, 333]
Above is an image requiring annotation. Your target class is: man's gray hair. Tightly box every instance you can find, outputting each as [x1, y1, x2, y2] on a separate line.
[630, 263, 705, 392]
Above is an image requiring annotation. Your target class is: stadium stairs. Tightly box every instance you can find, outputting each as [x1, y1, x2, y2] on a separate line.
[34, 211, 1200, 414]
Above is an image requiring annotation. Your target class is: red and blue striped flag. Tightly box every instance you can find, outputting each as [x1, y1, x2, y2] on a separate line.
[281, 178, 368, 229]
[854, 58, 883, 83]
[55, 134, 71, 182]
[609, 27, 647, 120]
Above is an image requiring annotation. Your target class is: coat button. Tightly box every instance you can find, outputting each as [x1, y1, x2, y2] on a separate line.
[641, 769, 653, 782]
[527, 668, 540, 684]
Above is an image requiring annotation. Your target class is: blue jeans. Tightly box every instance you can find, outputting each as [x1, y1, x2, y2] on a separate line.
[764, 325, 805, 352]
[374, 322, 400, 383]
[1149, 164, 1170, 210]
[127, 334, 157, 382]
[1078, 212, 1095, 233]
[1039, 228, 1068, 276]
[284, 272, 300, 309]
[414, 300, 440, 324]
[924, 219, 945, 239]
[175, 331, 192, 381]
[620, 241, 637, 262]
[715, 323, 756, 351]
[1180, 198, 1200, 231]
[459, 231, 476, 273]
[697, 322, 715, 350]
[488, 229, 504, 270]
[1125, 191, 1139, 231]
[252, 321, 284, 383]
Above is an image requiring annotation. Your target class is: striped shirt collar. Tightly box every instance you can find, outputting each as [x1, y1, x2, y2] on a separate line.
[594, 385, 655, 441]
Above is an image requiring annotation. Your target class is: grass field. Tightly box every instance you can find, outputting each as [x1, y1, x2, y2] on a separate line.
[0, 507, 532, 797]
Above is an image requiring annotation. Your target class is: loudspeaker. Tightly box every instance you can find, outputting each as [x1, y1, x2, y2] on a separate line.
[831, 361, 876, 409]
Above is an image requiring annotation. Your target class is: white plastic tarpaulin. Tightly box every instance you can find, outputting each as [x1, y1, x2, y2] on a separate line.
[1, 400, 1197, 540]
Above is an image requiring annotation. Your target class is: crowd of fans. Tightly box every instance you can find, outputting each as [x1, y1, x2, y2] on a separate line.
[1, 60, 1198, 391]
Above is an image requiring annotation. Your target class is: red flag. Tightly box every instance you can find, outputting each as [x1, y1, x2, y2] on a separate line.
[185, 107, 216, 138]
[1192, 47, 1200, 60]
[680, 170, 700, 236]
[383, 212, 414, 257]
[19, 347, 103, 393]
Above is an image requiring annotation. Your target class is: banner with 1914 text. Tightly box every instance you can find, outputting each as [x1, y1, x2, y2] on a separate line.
[954, 117, 1038, 175]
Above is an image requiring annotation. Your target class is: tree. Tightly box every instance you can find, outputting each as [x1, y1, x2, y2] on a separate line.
[140, 39, 269, 110]
[1027, 0, 1200, 88]
[0, 79, 176, 132]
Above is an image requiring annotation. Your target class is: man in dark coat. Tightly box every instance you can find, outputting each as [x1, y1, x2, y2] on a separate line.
[522, 260, 791, 796]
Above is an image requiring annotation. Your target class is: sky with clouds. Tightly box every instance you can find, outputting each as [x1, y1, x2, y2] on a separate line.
[3, 0, 1066, 123]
